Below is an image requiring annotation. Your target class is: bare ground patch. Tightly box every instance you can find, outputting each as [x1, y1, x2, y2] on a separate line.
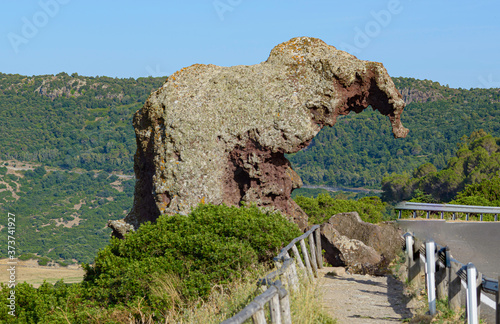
[319, 266, 412, 324]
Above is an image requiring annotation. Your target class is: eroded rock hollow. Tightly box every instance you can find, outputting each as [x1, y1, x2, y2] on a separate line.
[108, 37, 408, 238]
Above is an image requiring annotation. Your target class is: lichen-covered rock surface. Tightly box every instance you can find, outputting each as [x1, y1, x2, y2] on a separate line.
[320, 223, 383, 275]
[325, 212, 401, 263]
[108, 37, 408, 238]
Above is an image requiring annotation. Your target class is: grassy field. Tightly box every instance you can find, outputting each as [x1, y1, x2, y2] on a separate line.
[0, 258, 84, 288]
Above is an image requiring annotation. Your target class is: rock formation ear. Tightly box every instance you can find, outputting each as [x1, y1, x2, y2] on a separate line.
[108, 37, 408, 238]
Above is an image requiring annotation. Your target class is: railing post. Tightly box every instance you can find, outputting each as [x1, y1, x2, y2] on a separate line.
[476, 271, 482, 321]
[466, 263, 479, 324]
[299, 239, 314, 280]
[413, 210, 416, 218]
[453, 213, 456, 220]
[277, 284, 292, 324]
[436, 248, 448, 300]
[448, 260, 462, 311]
[425, 241, 437, 316]
[496, 275, 500, 324]
[426, 211, 430, 219]
[315, 228, 323, 269]
[252, 308, 266, 324]
[308, 233, 318, 277]
[495, 214, 498, 222]
[284, 252, 299, 292]
[466, 213, 469, 221]
[291, 245, 307, 282]
[405, 234, 415, 283]
[480, 214, 483, 222]
[269, 291, 281, 324]
[398, 210, 402, 219]
[441, 211, 444, 220]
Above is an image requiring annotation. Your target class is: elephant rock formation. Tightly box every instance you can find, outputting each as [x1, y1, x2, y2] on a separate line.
[108, 37, 408, 238]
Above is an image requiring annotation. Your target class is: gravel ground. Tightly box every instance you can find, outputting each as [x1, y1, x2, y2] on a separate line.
[319, 267, 413, 324]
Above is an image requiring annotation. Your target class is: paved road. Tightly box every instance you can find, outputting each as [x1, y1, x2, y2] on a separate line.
[398, 220, 500, 324]
[397, 220, 500, 279]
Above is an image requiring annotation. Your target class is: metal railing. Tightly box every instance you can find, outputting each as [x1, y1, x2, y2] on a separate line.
[221, 225, 323, 324]
[402, 232, 500, 324]
[395, 202, 500, 221]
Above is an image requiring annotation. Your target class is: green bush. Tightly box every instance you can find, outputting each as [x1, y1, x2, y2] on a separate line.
[37, 257, 50, 266]
[0, 204, 302, 322]
[83, 204, 302, 310]
[295, 193, 388, 224]
[18, 253, 38, 261]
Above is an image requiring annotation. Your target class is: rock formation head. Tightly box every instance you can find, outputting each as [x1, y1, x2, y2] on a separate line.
[108, 37, 408, 238]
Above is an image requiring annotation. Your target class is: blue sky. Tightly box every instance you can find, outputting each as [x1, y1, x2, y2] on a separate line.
[1, 0, 499, 89]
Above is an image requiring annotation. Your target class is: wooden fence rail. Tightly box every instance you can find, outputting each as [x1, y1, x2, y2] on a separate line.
[403, 232, 500, 324]
[221, 225, 323, 324]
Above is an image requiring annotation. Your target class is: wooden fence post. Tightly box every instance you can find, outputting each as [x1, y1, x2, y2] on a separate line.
[277, 284, 292, 324]
[315, 228, 322, 269]
[285, 252, 299, 292]
[308, 233, 318, 277]
[269, 292, 281, 324]
[299, 239, 314, 280]
[291, 244, 307, 282]
[252, 308, 266, 324]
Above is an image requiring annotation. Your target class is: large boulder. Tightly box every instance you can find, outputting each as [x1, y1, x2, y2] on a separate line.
[108, 37, 408, 238]
[320, 223, 383, 275]
[325, 212, 401, 263]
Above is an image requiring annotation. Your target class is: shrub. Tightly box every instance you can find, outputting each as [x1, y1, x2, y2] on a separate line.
[295, 193, 388, 224]
[37, 257, 50, 266]
[83, 204, 302, 312]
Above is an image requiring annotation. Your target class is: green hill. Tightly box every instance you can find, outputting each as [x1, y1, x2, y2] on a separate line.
[382, 130, 500, 203]
[0, 72, 165, 173]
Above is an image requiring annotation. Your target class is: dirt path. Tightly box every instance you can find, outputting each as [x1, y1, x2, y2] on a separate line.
[319, 267, 413, 323]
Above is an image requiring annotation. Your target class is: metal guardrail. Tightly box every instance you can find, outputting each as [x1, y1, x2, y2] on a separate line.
[222, 225, 323, 324]
[395, 202, 500, 221]
[403, 232, 500, 324]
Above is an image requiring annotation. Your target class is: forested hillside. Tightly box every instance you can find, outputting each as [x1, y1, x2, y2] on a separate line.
[0, 72, 499, 263]
[382, 131, 500, 203]
[0, 72, 165, 173]
[0, 72, 165, 263]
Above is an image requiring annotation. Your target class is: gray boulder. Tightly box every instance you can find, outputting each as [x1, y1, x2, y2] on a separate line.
[320, 223, 383, 275]
[326, 212, 401, 263]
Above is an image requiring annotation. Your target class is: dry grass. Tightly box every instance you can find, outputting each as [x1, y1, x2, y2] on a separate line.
[86, 263, 336, 324]
[0, 258, 84, 287]
[289, 277, 337, 324]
